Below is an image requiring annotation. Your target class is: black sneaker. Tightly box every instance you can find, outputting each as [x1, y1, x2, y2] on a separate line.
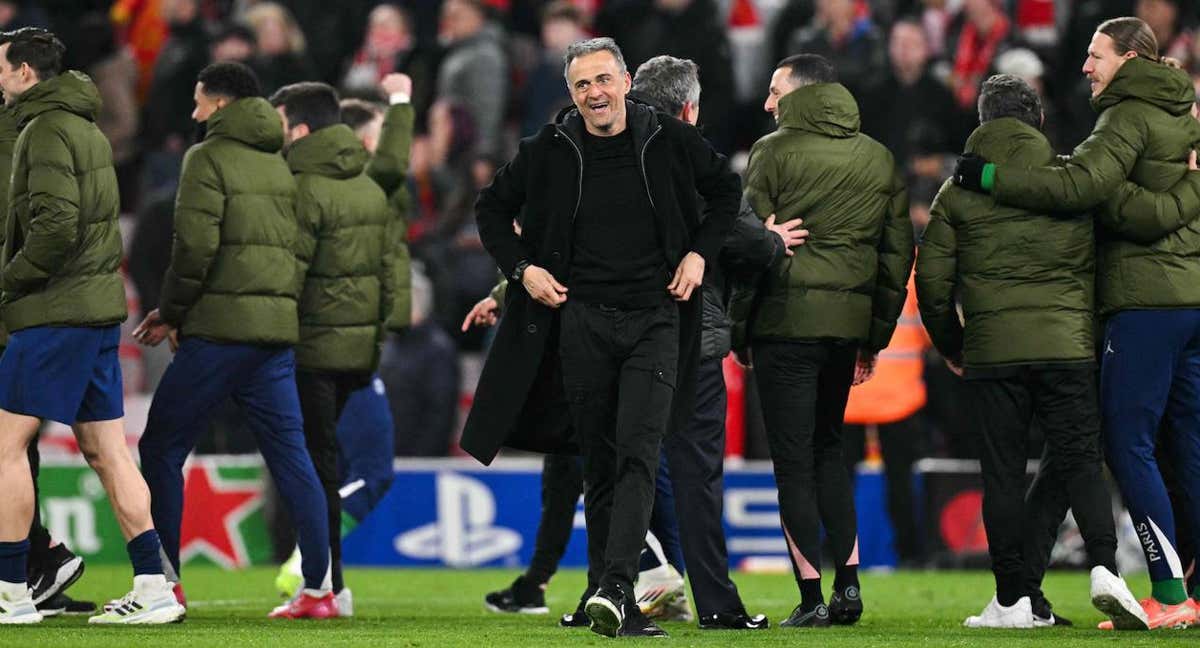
[36, 593, 97, 617]
[829, 584, 863, 625]
[1031, 596, 1073, 627]
[29, 545, 85, 605]
[585, 586, 627, 637]
[484, 576, 548, 614]
[698, 609, 769, 630]
[780, 602, 832, 628]
[621, 604, 669, 637]
[560, 601, 591, 628]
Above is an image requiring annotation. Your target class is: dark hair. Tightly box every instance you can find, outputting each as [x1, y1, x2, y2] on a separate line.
[269, 81, 340, 132]
[0, 27, 65, 82]
[1097, 16, 1181, 68]
[775, 53, 836, 86]
[197, 61, 261, 100]
[978, 74, 1042, 129]
[339, 98, 384, 131]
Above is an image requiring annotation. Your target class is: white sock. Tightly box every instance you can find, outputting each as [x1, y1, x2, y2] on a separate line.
[134, 573, 169, 594]
[0, 580, 28, 599]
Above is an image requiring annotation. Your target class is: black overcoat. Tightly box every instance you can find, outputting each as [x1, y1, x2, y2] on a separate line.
[460, 100, 741, 464]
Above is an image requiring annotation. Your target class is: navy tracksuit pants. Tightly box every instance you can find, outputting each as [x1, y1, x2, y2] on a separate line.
[139, 338, 330, 590]
[335, 375, 396, 522]
[1102, 309, 1200, 586]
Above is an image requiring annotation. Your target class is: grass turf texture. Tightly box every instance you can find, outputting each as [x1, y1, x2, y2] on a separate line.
[6, 566, 1198, 646]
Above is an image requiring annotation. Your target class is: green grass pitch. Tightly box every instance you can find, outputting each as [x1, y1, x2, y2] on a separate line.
[5, 566, 1199, 646]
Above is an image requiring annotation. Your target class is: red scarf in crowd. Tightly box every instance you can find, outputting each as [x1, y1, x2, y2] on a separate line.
[952, 12, 1011, 109]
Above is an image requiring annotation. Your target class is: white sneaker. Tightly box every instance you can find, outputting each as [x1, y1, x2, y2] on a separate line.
[89, 574, 186, 624]
[963, 595, 1035, 628]
[1089, 566, 1149, 630]
[660, 589, 694, 623]
[335, 588, 353, 618]
[634, 564, 686, 619]
[0, 581, 41, 624]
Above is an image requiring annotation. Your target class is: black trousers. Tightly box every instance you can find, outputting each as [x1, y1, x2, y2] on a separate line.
[964, 367, 1117, 604]
[526, 454, 584, 586]
[753, 341, 859, 588]
[560, 300, 679, 597]
[295, 369, 371, 592]
[843, 417, 924, 563]
[664, 356, 744, 616]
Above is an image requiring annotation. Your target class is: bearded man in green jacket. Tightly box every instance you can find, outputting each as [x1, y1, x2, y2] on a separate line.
[0, 27, 183, 625]
[132, 61, 334, 620]
[739, 53, 913, 628]
[268, 81, 392, 617]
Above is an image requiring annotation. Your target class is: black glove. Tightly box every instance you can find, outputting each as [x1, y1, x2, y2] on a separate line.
[953, 154, 988, 193]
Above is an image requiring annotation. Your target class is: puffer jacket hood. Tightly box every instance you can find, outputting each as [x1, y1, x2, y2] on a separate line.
[1093, 56, 1195, 117]
[13, 70, 100, 126]
[285, 124, 368, 179]
[206, 97, 283, 153]
[775, 83, 860, 139]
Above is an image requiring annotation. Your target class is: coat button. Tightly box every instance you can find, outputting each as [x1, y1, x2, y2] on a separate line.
[527, 323, 538, 333]
[552, 251, 561, 260]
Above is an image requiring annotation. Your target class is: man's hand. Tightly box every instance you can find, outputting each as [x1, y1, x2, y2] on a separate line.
[522, 265, 568, 308]
[1189, 149, 1198, 171]
[853, 352, 877, 385]
[381, 73, 413, 100]
[944, 355, 964, 377]
[952, 154, 989, 194]
[461, 296, 500, 331]
[765, 213, 809, 256]
[132, 309, 177, 349]
[668, 252, 705, 301]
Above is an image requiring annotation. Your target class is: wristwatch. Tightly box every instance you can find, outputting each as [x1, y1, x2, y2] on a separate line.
[511, 260, 531, 283]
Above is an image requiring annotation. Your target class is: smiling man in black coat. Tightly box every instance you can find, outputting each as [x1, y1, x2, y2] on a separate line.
[461, 37, 739, 638]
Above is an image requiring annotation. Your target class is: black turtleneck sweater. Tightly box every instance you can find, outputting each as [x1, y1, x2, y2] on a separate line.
[569, 128, 669, 308]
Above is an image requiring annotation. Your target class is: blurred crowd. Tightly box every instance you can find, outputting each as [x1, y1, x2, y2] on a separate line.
[16, 0, 1198, 463]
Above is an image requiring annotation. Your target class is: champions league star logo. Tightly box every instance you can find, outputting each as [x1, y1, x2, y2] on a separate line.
[394, 472, 522, 567]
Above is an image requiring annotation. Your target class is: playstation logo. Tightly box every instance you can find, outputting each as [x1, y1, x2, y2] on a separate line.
[394, 472, 522, 566]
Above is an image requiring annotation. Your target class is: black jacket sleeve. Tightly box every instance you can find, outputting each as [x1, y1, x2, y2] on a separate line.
[684, 125, 740, 264]
[476, 138, 535, 277]
[721, 197, 784, 277]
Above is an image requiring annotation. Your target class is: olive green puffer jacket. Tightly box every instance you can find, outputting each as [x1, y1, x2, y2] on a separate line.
[365, 103, 414, 331]
[288, 124, 394, 372]
[739, 83, 913, 352]
[159, 97, 299, 345]
[917, 118, 1097, 368]
[2, 71, 126, 332]
[992, 57, 1200, 315]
